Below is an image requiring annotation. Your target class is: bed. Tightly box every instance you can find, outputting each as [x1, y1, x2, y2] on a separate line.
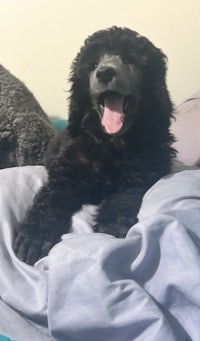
[0, 93, 200, 341]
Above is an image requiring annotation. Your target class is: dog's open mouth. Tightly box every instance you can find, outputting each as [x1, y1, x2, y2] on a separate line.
[97, 91, 131, 134]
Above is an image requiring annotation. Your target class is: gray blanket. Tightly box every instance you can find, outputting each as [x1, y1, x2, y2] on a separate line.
[0, 166, 200, 341]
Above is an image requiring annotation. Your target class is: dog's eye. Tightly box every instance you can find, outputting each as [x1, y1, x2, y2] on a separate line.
[89, 62, 98, 71]
[122, 55, 136, 65]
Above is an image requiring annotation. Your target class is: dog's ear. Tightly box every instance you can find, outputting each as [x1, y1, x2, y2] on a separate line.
[140, 46, 174, 129]
[67, 51, 92, 134]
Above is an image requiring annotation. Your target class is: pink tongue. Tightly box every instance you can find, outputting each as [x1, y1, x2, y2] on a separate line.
[101, 95, 124, 134]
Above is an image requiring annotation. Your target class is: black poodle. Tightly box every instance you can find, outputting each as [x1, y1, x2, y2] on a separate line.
[14, 26, 176, 264]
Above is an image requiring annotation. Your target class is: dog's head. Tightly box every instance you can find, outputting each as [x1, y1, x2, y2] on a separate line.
[89, 53, 141, 135]
[68, 26, 173, 141]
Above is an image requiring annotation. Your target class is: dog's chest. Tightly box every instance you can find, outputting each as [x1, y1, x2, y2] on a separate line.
[75, 142, 134, 187]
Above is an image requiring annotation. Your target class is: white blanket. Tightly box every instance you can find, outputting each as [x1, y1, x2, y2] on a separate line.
[0, 166, 200, 341]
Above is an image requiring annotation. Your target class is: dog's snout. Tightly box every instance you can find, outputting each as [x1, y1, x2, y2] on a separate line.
[96, 66, 116, 83]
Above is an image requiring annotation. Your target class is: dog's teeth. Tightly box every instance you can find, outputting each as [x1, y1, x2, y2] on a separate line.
[99, 104, 104, 115]
[123, 100, 129, 113]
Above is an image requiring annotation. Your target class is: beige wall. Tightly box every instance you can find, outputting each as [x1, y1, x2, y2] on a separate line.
[1, 0, 200, 118]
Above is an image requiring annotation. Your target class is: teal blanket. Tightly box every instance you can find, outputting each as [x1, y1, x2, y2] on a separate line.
[51, 119, 68, 131]
[0, 336, 13, 341]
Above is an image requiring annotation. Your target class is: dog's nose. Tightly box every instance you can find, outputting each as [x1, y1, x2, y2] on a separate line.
[96, 66, 116, 83]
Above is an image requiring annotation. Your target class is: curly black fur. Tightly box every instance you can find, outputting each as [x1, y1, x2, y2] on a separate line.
[14, 27, 176, 264]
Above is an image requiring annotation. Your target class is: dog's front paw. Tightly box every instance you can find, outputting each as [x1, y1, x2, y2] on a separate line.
[14, 230, 54, 265]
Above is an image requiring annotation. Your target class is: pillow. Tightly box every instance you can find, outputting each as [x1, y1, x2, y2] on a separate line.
[171, 91, 200, 166]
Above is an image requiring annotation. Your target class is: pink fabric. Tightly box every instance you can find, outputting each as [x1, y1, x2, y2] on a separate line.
[171, 91, 200, 166]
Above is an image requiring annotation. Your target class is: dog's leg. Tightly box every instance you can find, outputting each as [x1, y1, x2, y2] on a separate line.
[14, 182, 83, 264]
[94, 188, 146, 238]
